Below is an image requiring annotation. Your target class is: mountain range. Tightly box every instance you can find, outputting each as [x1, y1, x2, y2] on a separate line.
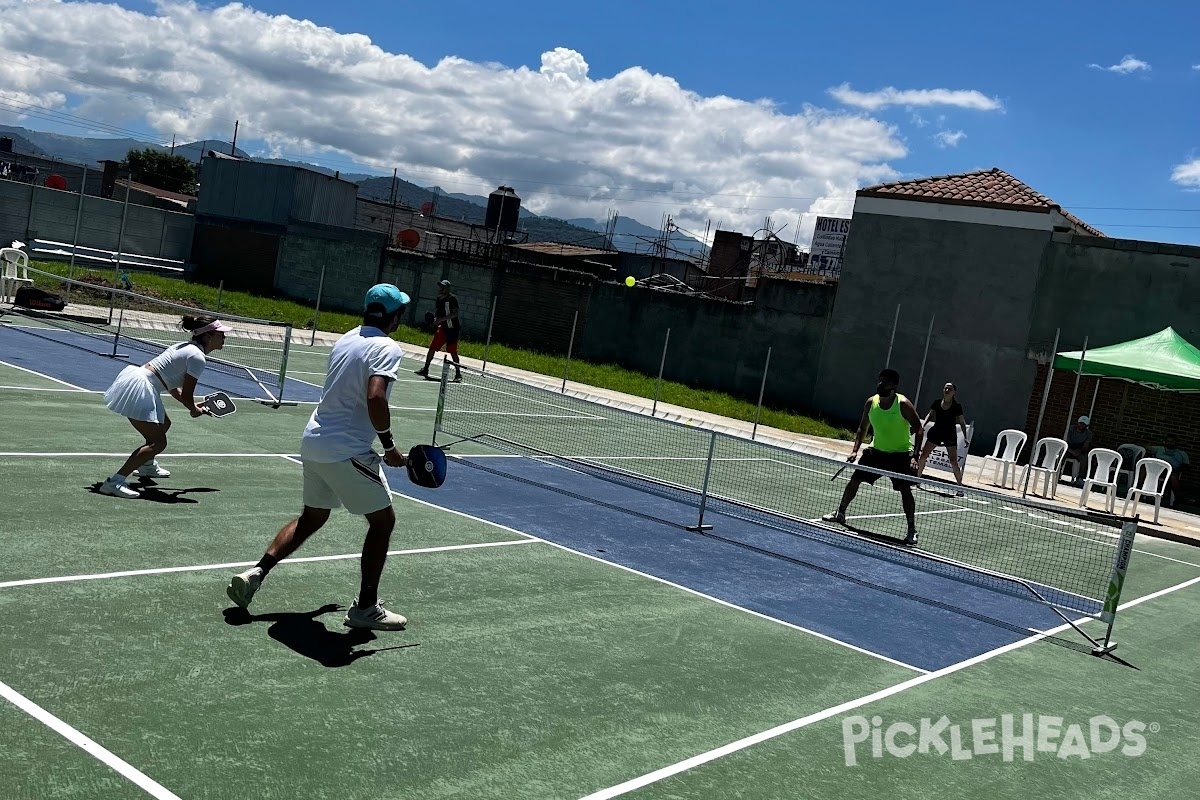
[1, 125, 707, 256]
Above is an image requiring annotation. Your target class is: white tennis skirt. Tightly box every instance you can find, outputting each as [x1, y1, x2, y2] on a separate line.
[104, 365, 166, 423]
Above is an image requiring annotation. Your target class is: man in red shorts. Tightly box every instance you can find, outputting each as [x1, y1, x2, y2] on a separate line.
[414, 279, 462, 382]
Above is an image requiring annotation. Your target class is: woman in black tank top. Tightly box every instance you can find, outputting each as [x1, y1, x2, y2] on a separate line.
[915, 382, 969, 490]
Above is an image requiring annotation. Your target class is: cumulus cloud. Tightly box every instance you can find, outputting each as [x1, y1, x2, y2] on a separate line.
[827, 83, 1002, 111]
[934, 130, 966, 148]
[1171, 159, 1200, 189]
[0, 0, 909, 240]
[1088, 55, 1151, 74]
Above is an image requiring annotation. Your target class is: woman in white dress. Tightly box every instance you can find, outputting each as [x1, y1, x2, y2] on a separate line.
[98, 315, 231, 498]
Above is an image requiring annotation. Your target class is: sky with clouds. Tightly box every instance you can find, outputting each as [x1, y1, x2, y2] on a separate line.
[0, 0, 1198, 245]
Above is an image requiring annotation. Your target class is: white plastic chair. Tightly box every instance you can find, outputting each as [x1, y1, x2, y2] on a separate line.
[1115, 444, 1146, 488]
[977, 429, 1027, 489]
[1079, 448, 1123, 513]
[1122, 458, 1173, 524]
[1022, 437, 1068, 498]
[0, 247, 31, 302]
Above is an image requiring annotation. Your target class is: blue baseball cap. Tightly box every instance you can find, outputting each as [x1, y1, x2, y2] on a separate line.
[364, 284, 410, 314]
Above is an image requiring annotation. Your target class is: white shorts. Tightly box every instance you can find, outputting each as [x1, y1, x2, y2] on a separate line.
[302, 453, 393, 515]
[104, 365, 166, 423]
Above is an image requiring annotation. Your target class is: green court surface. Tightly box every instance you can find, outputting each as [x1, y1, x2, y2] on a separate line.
[3, 348, 1200, 799]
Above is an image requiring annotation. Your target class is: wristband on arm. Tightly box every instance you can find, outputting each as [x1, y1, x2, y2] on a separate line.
[376, 428, 396, 451]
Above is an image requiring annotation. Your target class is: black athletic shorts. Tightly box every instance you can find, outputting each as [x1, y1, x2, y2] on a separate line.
[926, 427, 958, 446]
[853, 447, 916, 490]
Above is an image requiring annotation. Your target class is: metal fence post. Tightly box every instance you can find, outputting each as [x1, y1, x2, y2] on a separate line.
[1063, 336, 1090, 438]
[561, 310, 578, 393]
[652, 328, 670, 416]
[65, 164, 87, 303]
[885, 303, 900, 367]
[752, 346, 773, 439]
[482, 295, 498, 374]
[914, 314, 935, 409]
[1023, 328, 1061, 498]
[310, 265, 326, 346]
[215, 280, 225, 314]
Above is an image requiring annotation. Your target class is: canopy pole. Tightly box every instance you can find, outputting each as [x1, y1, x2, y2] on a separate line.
[1024, 328, 1060, 498]
[1087, 379, 1100, 422]
[1062, 336, 1088, 438]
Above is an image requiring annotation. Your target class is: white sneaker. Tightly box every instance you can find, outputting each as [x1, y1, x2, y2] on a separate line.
[822, 510, 846, 524]
[226, 568, 263, 609]
[344, 599, 407, 631]
[136, 460, 171, 478]
[99, 478, 140, 499]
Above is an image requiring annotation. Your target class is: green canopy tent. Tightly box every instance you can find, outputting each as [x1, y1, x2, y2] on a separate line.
[1054, 327, 1200, 392]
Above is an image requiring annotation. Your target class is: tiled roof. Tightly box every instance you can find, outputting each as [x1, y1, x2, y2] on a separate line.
[858, 168, 1104, 237]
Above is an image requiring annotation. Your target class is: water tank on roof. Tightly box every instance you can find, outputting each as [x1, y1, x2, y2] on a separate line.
[485, 186, 521, 232]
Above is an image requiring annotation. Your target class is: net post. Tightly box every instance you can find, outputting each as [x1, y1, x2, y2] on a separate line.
[112, 292, 126, 358]
[1095, 518, 1138, 656]
[310, 265, 325, 347]
[652, 328, 670, 416]
[433, 357, 451, 447]
[687, 430, 717, 532]
[275, 324, 293, 406]
[482, 294, 497, 374]
[562, 309, 578, 393]
[751, 345, 772, 439]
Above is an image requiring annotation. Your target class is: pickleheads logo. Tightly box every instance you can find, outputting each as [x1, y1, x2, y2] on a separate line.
[841, 714, 1153, 766]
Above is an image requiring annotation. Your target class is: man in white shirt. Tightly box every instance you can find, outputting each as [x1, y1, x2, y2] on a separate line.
[226, 284, 413, 630]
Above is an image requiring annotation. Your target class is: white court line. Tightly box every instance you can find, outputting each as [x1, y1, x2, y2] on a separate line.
[846, 507, 971, 522]
[0, 358, 87, 390]
[0, 680, 182, 800]
[0, 452, 300, 458]
[0, 540, 536, 590]
[578, 572, 1200, 800]
[469, 380, 608, 420]
[0, 384, 90, 392]
[317, 456, 927, 674]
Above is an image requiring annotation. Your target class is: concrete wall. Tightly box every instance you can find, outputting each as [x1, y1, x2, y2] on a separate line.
[0, 178, 193, 261]
[812, 208, 1055, 449]
[580, 277, 835, 406]
[274, 224, 387, 314]
[1029, 234, 1200, 350]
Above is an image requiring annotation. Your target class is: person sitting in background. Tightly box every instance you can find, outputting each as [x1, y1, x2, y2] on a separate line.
[1149, 436, 1189, 508]
[1065, 416, 1093, 486]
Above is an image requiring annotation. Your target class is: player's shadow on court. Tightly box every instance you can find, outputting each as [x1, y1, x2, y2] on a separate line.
[86, 479, 219, 504]
[222, 604, 417, 667]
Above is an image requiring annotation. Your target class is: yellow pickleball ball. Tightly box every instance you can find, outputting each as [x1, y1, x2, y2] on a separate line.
[625, 276, 636, 287]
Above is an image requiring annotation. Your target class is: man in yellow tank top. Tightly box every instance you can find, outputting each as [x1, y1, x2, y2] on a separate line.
[823, 368, 924, 545]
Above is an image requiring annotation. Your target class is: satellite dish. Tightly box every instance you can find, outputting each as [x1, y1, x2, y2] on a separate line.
[420, 201, 434, 216]
[45, 174, 67, 190]
[397, 229, 421, 249]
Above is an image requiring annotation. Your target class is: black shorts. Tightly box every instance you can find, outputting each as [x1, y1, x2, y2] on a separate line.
[853, 447, 916, 490]
[926, 428, 958, 447]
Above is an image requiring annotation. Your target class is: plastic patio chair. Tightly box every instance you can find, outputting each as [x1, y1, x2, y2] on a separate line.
[977, 429, 1027, 490]
[1021, 437, 1068, 499]
[1115, 444, 1146, 488]
[1079, 448, 1123, 513]
[1121, 457, 1173, 524]
[0, 247, 31, 302]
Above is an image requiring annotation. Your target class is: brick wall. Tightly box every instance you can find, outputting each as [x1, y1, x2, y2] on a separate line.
[1024, 364, 1198, 503]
